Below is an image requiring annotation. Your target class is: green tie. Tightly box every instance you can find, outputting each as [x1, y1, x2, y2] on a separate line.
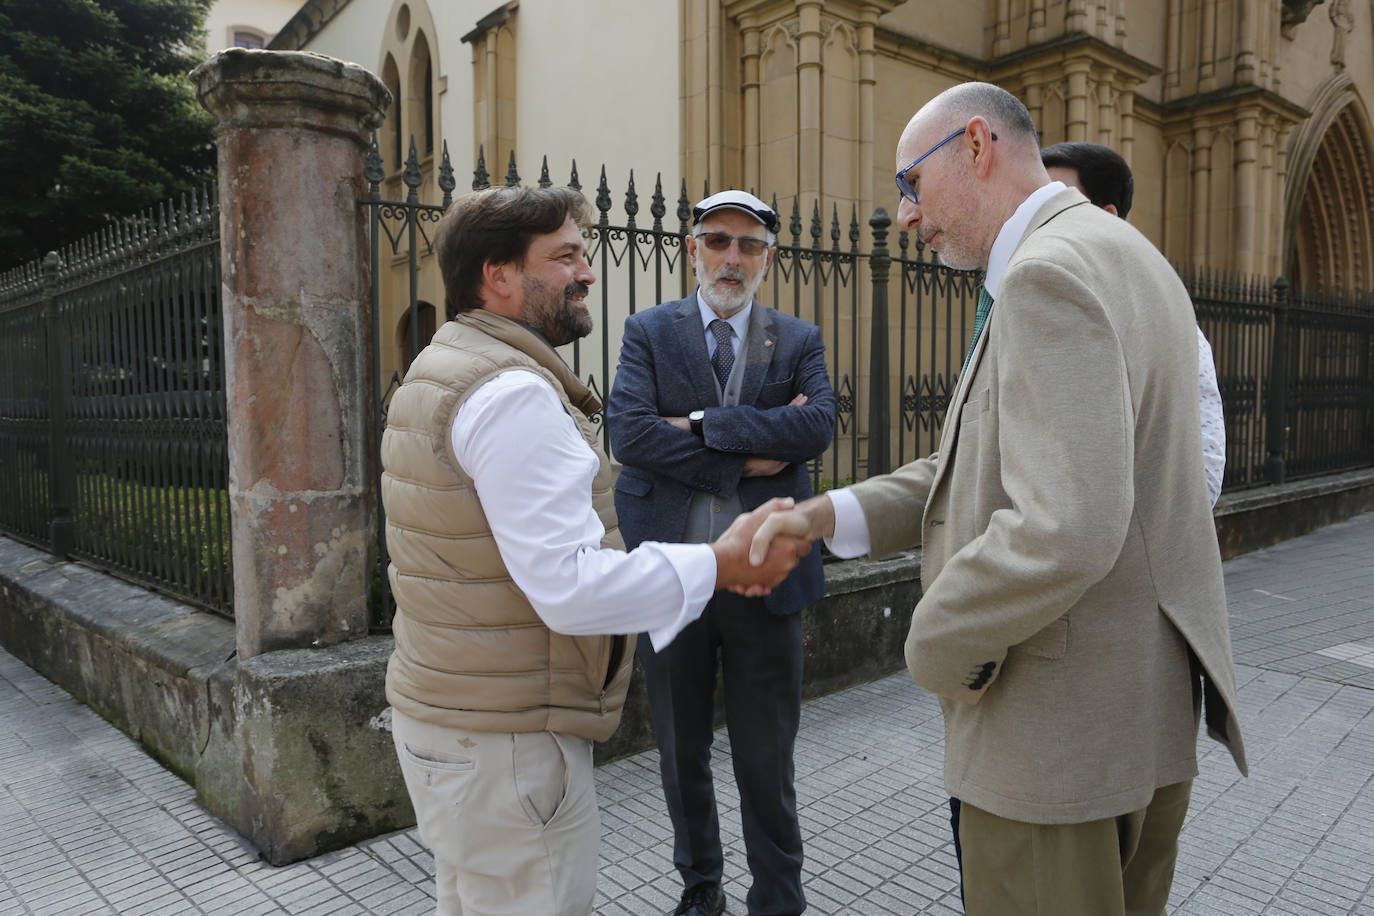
[962, 287, 994, 373]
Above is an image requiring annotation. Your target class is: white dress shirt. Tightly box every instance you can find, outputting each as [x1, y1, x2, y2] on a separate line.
[828, 181, 1225, 555]
[1197, 329, 1226, 506]
[450, 369, 717, 651]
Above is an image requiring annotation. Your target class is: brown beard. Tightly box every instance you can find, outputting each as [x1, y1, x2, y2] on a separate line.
[521, 276, 593, 347]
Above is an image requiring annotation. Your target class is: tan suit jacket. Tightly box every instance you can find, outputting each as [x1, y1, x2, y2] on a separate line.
[851, 188, 1247, 824]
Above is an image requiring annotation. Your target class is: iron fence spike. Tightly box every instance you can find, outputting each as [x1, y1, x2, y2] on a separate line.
[596, 165, 612, 215]
[568, 159, 581, 191]
[505, 149, 520, 187]
[404, 136, 423, 202]
[650, 173, 666, 225]
[438, 140, 456, 205]
[365, 133, 385, 191]
[473, 144, 490, 190]
[625, 170, 639, 220]
[677, 179, 691, 226]
[538, 155, 552, 189]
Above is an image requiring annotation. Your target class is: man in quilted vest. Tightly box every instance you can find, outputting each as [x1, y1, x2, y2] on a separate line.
[381, 186, 814, 916]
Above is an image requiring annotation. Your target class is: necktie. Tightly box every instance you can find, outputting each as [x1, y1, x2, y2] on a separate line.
[710, 319, 735, 390]
[962, 287, 994, 372]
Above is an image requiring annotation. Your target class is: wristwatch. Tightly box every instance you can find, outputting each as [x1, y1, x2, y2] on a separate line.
[688, 409, 705, 437]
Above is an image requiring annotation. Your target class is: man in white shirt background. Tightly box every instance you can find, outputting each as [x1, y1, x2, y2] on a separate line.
[378, 185, 813, 916]
[1041, 140, 1226, 505]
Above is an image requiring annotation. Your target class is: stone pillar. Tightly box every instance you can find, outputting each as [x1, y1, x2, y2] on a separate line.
[708, 0, 725, 187]
[1191, 124, 1213, 265]
[1024, 77, 1045, 133]
[1097, 79, 1115, 146]
[742, 18, 762, 195]
[1235, 0, 1259, 84]
[797, 2, 823, 202]
[994, 0, 1011, 56]
[1234, 110, 1261, 274]
[1065, 62, 1091, 141]
[1259, 117, 1278, 275]
[1119, 84, 1136, 166]
[1029, 0, 1048, 43]
[192, 49, 389, 660]
[1199, 0, 1218, 93]
[857, 12, 877, 220]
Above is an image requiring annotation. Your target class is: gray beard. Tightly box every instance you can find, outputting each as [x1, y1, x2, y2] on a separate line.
[699, 278, 759, 316]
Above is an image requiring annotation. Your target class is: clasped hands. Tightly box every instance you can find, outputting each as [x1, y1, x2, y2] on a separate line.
[710, 494, 833, 597]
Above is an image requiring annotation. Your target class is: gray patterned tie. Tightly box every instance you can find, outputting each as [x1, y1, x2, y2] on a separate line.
[709, 319, 735, 389]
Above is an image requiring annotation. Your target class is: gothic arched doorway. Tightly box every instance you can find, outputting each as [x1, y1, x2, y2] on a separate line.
[1284, 79, 1374, 293]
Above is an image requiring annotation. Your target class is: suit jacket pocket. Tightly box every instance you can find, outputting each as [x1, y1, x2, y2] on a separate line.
[960, 386, 991, 426]
[758, 376, 796, 406]
[614, 467, 653, 498]
[1009, 616, 1068, 659]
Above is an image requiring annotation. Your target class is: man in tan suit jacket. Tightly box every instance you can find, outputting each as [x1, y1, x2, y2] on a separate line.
[748, 82, 1248, 915]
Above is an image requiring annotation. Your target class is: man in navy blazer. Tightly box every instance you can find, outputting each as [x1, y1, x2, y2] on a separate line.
[606, 190, 835, 916]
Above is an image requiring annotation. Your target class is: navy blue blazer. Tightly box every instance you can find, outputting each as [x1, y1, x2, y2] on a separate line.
[606, 292, 836, 616]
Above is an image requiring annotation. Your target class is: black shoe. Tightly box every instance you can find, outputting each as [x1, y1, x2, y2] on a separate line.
[672, 882, 726, 916]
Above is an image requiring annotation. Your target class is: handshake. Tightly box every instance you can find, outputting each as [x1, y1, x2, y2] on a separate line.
[710, 496, 836, 596]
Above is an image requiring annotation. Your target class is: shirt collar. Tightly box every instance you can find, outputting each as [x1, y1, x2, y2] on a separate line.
[982, 180, 1066, 300]
[696, 290, 752, 338]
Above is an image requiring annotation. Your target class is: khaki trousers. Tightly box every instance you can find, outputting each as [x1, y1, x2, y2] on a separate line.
[391, 710, 600, 916]
[959, 779, 1194, 916]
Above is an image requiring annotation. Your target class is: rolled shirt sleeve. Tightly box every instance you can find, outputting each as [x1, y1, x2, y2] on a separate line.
[452, 370, 716, 650]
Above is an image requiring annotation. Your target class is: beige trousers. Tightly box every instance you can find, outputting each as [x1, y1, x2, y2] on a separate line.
[391, 710, 600, 916]
[959, 779, 1194, 916]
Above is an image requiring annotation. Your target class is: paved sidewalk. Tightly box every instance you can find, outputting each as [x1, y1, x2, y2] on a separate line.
[2, 511, 1372, 915]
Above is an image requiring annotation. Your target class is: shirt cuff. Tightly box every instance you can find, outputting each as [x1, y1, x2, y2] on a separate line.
[823, 488, 871, 559]
[643, 541, 717, 652]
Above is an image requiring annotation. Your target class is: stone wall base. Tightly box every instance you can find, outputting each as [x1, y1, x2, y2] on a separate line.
[1, 467, 1370, 864]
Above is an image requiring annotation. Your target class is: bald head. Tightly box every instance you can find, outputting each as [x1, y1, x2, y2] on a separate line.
[921, 83, 1040, 149]
[893, 82, 1050, 270]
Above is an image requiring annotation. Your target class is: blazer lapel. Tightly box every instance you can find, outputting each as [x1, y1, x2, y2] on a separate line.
[924, 190, 1085, 493]
[927, 299, 994, 499]
[739, 301, 777, 405]
[674, 291, 719, 405]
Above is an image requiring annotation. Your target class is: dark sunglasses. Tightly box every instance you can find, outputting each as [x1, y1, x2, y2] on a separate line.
[895, 127, 997, 204]
[695, 232, 770, 256]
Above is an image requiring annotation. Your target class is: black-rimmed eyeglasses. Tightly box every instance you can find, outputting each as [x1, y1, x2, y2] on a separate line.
[894, 128, 997, 205]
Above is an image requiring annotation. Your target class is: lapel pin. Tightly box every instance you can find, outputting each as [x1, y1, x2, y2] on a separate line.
[764, 340, 774, 348]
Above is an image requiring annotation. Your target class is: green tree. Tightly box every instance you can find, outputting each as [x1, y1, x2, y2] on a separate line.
[0, 0, 215, 271]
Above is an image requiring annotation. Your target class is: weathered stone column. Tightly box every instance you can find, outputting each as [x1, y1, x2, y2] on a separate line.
[192, 49, 389, 659]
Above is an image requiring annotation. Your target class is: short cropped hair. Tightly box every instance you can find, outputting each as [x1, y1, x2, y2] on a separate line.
[934, 82, 1039, 142]
[435, 186, 589, 318]
[1041, 141, 1134, 219]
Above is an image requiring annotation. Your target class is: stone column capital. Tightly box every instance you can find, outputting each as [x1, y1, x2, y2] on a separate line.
[192, 48, 390, 144]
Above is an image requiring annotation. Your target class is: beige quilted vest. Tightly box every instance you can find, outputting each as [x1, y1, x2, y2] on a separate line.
[381, 310, 631, 740]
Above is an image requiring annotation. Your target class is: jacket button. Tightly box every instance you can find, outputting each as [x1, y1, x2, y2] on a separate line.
[966, 661, 996, 690]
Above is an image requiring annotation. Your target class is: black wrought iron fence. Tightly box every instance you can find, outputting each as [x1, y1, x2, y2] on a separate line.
[3, 142, 1366, 628]
[362, 139, 1374, 622]
[1187, 268, 1374, 488]
[0, 188, 231, 616]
